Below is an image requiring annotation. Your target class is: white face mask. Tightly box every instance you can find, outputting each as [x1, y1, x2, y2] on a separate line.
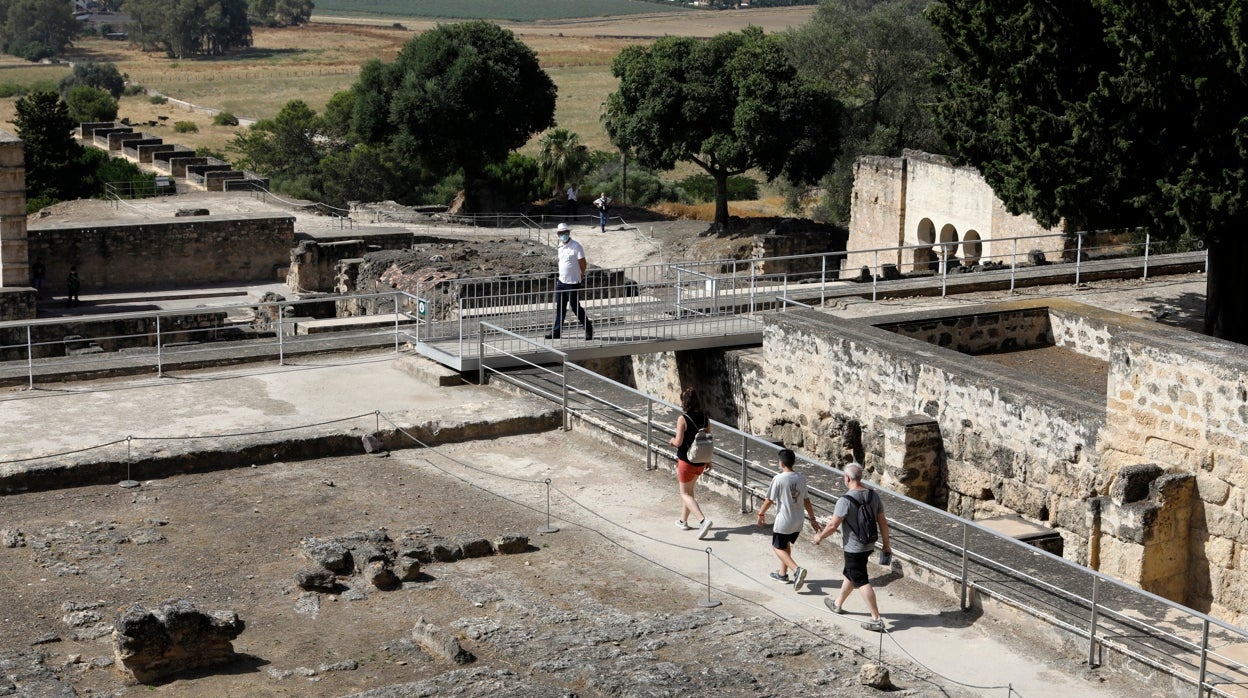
[559, 234, 571, 243]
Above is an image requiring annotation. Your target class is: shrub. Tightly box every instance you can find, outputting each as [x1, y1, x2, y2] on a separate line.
[583, 161, 686, 207]
[212, 112, 239, 126]
[26, 195, 59, 215]
[676, 173, 759, 202]
[149, 95, 168, 105]
[123, 84, 146, 97]
[173, 121, 199, 133]
[65, 85, 119, 123]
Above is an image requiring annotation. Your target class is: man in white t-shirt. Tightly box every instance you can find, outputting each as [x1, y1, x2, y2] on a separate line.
[566, 184, 579, 219]
[544, 223, 594, 341]
[756, 449, 819, 591]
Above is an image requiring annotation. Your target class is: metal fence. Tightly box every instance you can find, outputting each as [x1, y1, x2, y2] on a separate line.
[477, 346, 1248, 698]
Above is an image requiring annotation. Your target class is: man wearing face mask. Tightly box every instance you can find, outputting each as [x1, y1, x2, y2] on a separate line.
[544, 223, 594, 341]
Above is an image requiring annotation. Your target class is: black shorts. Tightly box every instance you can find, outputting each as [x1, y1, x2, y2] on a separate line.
[771, 530, 800, 550]
[843, 550, 872, 586]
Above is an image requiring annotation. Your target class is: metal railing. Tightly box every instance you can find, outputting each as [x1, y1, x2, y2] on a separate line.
[477, 349, 1248, 698]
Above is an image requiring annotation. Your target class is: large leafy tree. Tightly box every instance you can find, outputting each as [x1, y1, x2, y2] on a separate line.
[0, 0, 79, 60]
[784, 0, 947, 220]
[125, 0, 251, 58]
[348, 21, 557, 212]
[928, 0, 1248, 342]
[247, 0, 313, 26]
[13, 91, 88, 203]
[605, 26, 842, 230]
[58, 61, 127, 99]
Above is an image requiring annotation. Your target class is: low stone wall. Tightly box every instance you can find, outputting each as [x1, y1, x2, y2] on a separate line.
[0, 311, 229, 361]
[27, 214, 294, 295]
[0, 288, 34, 321]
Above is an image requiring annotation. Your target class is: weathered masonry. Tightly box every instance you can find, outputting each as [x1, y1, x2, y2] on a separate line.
[630, 300, 1248, 625]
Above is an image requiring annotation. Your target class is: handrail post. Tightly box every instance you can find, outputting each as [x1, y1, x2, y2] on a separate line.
[477, 326, 485, 385]
[820, 254, 827, 306]
[393, 291, 400, 353]
[739, 434, 748, 513]
[1011, 238, 1018, 291]
[25, 324, 33, 390]
[155, 314, 163, 377]
[872, 249, 879, 301]
[1143, 232, 1151, 280]
[1088, 575, 1100, 667]
[959, 522, 970, 610]
[645, 400, 654, 470]
[276, 303, 284, 366]
[561, 358, 570, 431]
[1075, 232, 1084, 286]
[1197, 618, 1210, 697]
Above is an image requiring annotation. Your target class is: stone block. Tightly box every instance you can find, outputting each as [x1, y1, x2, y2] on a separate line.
[1110, 464, 1163, 505]
[454, 535, 494, 559]
[492, 534, 529, 555]
[112, 599, 244, 684]
[295, 568, 337, 592]
[411, 619, 474, 665]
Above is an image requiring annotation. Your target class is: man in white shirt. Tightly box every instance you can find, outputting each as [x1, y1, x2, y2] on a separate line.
[566, 184, 579, 219]
[544, 223, 594, 341]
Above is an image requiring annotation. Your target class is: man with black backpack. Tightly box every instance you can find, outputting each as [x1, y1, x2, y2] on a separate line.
[812, 462, 892, 632]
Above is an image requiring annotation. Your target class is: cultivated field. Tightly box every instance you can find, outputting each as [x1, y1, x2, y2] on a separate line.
[0, 7, 814, 213]
[312, 0, 688, 21]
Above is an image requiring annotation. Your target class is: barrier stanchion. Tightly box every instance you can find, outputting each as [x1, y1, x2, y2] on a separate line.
[696, 547, 721, 608]
[119, 435, 140, 489]
[537, 478, 559, 534]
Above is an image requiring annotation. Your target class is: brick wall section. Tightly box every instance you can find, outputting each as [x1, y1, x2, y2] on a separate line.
[27, 214, 294, 294]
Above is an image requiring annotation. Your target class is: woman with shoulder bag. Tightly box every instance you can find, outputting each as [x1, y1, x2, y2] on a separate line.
[670, 387, 713, 539]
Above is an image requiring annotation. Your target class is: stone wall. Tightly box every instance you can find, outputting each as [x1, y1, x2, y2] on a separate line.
[0, 130, 28, 291]
[0, 311, 229, 361]
[0, 287, 35, 321]
[847, 151, 1062, 274]
[27, 214, 294, 295]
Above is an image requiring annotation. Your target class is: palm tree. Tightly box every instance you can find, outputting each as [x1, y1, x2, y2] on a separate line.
[537, 128, 589, 196]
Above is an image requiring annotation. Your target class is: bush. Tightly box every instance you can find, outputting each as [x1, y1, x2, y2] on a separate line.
[65, 85, 119, 123]
[123, 84, 146, 96]
[25, 196, 59, 215]
[583, 161, 686, 207]
[676, 174, 759, 202]
[484, 153, 541, 207]
[173, 121, 199, 133]
[212, 112, 239, 126]
[149, 95, 168, 105]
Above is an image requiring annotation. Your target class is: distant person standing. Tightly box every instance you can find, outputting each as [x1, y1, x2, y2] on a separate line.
[544, 223, 594, 341]
[30, 258, 45, 298]
[812, 462, 892, 632]
[593, 192, 611, 232]
[566, 184, 579, 220]
[756, 449, 819, 591]
[66, 266, 81, 307]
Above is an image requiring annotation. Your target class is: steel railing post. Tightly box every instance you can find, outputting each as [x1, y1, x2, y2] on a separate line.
[478, 328, 485, 385]
[25, 324, 33, 390]
[276, 304, 284, 366]
[739, 434, 748, 513]
[646, 401, 654, 470]
[1011, 238, 1018, 291]
[1197, 619, 1210, 697]
[1088, 576, 1100, 667]
[1075, 232, 1084, 286]
[872, 250, 879, 301]
[821, 254, 827, 306]
[960, 522, 970, 610]
[941, 251, 948, 297]
[155, 315, 162, 377]
[562, 359, 570, 431]
[1143, 232, 1151, 280]
[393, 291, 400, 353]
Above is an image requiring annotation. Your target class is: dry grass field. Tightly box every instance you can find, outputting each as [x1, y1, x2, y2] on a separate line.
[0, 8, 813, 215]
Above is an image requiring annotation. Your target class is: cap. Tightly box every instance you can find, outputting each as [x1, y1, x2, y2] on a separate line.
[556, 223, 570, 233]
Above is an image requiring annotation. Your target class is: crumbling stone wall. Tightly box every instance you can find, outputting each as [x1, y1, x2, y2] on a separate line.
[27, 214, 294, 295]
[0, 288, 34, 321]
[0, 311, 229, 361]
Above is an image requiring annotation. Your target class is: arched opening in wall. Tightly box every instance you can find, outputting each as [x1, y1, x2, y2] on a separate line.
[962, 230, 982, 265]
[939, 224, 959, 270]
[912, 218, 936, 272]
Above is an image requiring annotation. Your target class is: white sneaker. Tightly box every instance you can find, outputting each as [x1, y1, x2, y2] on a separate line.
[675, 519, 693, 531]
[792, 566, 808, 591]
[697, 518, 713, 539]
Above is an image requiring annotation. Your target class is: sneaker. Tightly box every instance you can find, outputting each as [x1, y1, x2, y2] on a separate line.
[696, 518, 713, 540]
[792, 566, 808, 591]
[824, 598, 844, 614]
[584, 322, 594, 340]
[543, 332, 560, 339]
[769, 571, 792, 584]
[861, 618, 886, 633]
[675, 519, 693, 531]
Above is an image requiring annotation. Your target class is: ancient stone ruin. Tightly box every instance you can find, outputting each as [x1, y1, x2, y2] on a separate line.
[111, 598, 244, 684]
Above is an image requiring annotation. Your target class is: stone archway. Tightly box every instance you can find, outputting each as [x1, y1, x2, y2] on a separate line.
[913, 218, 936, 272]
[939, 224, 959, 270]
[962, 230, 982, 264]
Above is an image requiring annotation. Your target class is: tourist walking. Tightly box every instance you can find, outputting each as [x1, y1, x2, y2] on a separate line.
[671, 387, 714, 539]
[756, 449, 820, 590]
[66, 266, 81, 307]
[593, 192, 611, 232]
[812, 462, 892, 632]
[544, 223, 594, 341]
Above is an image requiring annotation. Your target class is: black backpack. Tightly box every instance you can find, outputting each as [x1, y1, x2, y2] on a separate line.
[840, 490, 879, 545]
